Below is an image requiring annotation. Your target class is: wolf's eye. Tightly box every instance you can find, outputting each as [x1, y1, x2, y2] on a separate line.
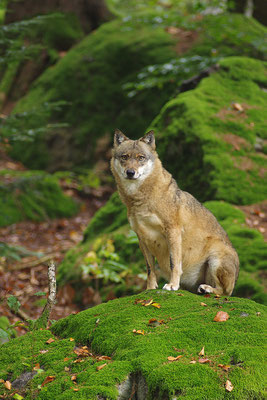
[121, 154, 128, 160]
[138, 155, 146, 161]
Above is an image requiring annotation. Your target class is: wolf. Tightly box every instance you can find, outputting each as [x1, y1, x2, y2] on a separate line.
[111, 129, 239, 295]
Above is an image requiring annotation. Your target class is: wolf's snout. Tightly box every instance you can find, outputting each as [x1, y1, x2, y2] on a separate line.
[126, 169, 135, 179]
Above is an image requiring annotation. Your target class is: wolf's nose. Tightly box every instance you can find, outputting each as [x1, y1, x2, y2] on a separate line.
[126, 169, 135, 178]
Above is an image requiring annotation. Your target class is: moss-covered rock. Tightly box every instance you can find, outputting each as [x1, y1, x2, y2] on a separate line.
[0, 170, 78, 226]
[9, 12, 266, 170]
[0, 292, 265, 399]
[57, 193, 267, 304]
[153, 56, 267, 205]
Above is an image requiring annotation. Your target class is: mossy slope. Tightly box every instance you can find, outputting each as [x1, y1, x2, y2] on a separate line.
[58, 193, 267, 304]
[0, 170, 78, 226]
[0, 292, 265, 399]
[9, 12, 267, 170]
[153, 56, 267, 205]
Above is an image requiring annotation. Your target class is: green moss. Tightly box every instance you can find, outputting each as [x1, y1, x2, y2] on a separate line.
[1, 292, 265, 399]
[9, 12, 266, 170]
[153, 56, 267, 204]
[0, 170, 78, 226]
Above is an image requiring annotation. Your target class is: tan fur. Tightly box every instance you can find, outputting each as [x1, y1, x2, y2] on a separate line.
[111, 130, 239, 295]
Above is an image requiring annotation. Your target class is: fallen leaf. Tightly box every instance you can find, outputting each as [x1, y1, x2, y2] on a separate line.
[176, 293, 184, 296]
[64, 357, 70, 362]
[218, 364, 231, 372]
[225, 379, 234, 392]
[69, 338, 75, 342]
[143, 299, 153, 306]
[71, 375, 77, 381]
[132, 329, 145, 335]
[256, 312, 261, 316]
[33, 363, 40, 371]
[204, 294, 211, 298]
[73, 358, 84, 363]
[74, 347, 91, 357]
[167, 355, 183, 361]
[73, 388, 79, 391]
[151, 302, 161, 309]
[64, 367, 70, 372]
[148, 318, 160, 327]
[39, 350, 48, 354]
[214, 294, 221, 299]
[96, 363, 107, 371]
[134, 299, 145, 304]
[190, 360, 197, 364]
[41, 376, 55, 386]
[97, 356, 111, 361]
[199, 347, 205, 356]
[0, 379, 4, 383]
[4, 381, 11, 390]
[198, 358, 211, 364]
[213, 311, 229, 322]
[233, 103, 244, 112]
[46, 338, 55, 344]
[200, 302, 207, 307]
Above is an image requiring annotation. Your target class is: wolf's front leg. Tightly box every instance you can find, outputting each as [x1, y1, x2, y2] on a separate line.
[163, 229, 182, 291]
[138, 239, 158, 290]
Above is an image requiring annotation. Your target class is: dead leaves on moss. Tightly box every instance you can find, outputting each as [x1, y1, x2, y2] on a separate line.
[134, 298, 161, 309]
[167, 355, 183, 362]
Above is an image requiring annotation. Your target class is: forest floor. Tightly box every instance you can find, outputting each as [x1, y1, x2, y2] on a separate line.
[0, 153, 266, 337]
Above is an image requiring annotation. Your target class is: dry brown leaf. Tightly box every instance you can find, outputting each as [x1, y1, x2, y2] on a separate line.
[64, 357, 70, 362]
[198, 347, 205, 356]
[33, 363, 40, 370]
[73, 358, 84, 363]
[176, 293, 184, 296]
[204, 294, 211, 298]
[64, 367, 70, 372]
[71, 375, 77, 381]
[233, 103, 244, 112]
[213, 311, 229, 322]
[96, 363, 107, 371]
[200, 302, 207, 307]
[4, 381, 11, 390]
[74, 347, 91, 357]
[39, 350, 48, 354]
[190, 360, 197, 364]
[73, 388, 79, 391]
[198, 358, 211, 364]
[218, 364, 231, 372]
[225, 379, 234, 392]
[97, 356, 111, 361]
[69, 338, 75, 342]
[41, 376, 55, 386]
[46, 338, 55, 344]
[167, 355, 183, 361]
[0, 379, 4, 383]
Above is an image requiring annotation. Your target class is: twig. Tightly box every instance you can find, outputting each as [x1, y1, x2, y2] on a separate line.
[34, 260, 57, 329]
[9, 252, 66, 271]
[17, 308, 31, 321]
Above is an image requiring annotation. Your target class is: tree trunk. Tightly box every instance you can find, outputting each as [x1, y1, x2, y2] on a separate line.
[4, 0, 112, 33]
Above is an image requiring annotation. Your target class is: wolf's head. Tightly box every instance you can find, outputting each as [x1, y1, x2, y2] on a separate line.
[111, 130, 157, 183]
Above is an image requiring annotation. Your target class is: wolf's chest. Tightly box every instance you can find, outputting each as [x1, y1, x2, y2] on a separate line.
[129, 211, 166, 249]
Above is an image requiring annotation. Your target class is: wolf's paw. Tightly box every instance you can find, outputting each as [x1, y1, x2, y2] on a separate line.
[163, 283, 179, 291]
[197, 284, 214, 294]
[146, 283, 158, 290]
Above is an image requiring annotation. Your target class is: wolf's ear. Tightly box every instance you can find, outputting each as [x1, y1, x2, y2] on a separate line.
[114, 129, 129, 147]
[140, 130, 155, 149]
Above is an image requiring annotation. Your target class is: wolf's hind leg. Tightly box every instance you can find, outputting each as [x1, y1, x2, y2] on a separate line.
[139, 239, 158, 290]
[197, 253, 239, 296]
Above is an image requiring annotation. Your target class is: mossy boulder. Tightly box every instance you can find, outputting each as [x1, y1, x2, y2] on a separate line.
[0, 170, 78, 226]
[9, 12, 266, 170]
[0, 292, 265, 399]
[58, 193, 267, 304]
[153, 56, 267, 205]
